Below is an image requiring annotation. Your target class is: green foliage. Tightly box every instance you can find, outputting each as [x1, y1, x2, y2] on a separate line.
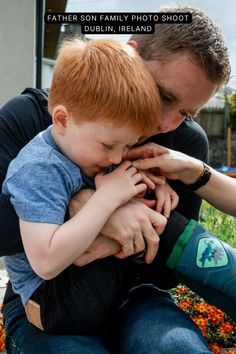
[199, 201, 236, 247]
[228, 91, 236, 130]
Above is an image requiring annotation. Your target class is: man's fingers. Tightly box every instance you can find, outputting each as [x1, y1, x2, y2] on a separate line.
[142, 228, 160, 264]
[132, 157, 162, 170]
[126, 142, 168, 160]
[150, 209, 167, 235]
[73, 254, 93, 266]
[146, 171, 165, 185]
[125, 145, 153, 160]
[133, 231, 146, 254]
[115, 230, 146, 259]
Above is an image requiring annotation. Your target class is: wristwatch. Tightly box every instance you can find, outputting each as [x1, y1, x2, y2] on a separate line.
[183, 162, 212, 193]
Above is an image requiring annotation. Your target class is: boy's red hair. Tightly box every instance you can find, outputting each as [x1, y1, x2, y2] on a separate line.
[48, 37, 160, 136]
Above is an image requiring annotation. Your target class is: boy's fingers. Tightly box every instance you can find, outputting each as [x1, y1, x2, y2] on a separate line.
[135, 183, 147, 195]
[163, 195, 171, 219]
[146, 172, 165, 185]
[171, 193, 179, 210]
[156, 189, 165, 213]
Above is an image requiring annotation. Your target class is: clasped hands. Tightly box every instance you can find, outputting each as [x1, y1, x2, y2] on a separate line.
[69, 158, 178, 266]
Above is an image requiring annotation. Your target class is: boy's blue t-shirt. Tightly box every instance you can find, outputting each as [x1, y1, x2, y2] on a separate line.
[2, 125, 95, 305]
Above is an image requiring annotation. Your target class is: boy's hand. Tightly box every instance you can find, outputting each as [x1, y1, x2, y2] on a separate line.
[95, 160, 147, 208]
[155, 182, 179, 218]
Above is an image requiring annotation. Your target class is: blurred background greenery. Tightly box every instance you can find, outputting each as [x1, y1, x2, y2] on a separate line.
[200, 201, 236, 247]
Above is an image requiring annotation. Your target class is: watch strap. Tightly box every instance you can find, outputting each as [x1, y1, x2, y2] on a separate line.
[183, 162, 212, 193]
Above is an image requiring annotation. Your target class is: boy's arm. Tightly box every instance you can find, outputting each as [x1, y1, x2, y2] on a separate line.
[19, 162, 150, 279]
[20, 189, 120, 280]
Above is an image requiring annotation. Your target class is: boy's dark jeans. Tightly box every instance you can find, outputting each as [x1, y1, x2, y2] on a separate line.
[25, 212, 185, 335]
[28, 257, 134, 335]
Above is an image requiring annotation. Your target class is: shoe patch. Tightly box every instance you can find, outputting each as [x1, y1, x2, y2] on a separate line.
[196, 237, 228, 268]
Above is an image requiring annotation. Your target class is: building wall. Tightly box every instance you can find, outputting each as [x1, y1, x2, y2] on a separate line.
[42, 58, 55, 89]
[0, 0, 36, 106]
[195, 110, 225, 137]
[195, 110, 236, 167]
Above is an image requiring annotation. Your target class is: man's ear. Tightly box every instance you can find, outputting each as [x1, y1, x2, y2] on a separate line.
[128, 40, 138, 49]
[52, 105, 69, 135]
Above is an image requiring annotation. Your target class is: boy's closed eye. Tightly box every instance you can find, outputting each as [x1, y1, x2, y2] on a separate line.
[102, 143, 115, 150]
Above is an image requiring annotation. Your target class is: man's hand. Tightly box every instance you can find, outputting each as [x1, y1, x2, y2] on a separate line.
[126, 142, 203, 184]
[69, 189, 167, 265]
[101, 199, 167, 264]
[73, 235, 121, 266]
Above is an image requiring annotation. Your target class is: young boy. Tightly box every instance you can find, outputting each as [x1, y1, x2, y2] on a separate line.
[2, 37, 163, 334]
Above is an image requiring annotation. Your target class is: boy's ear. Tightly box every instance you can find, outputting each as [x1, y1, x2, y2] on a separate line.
[52, 105, 69, 135]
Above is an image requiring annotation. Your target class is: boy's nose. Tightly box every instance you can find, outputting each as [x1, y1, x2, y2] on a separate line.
[108, 151, 122, 165]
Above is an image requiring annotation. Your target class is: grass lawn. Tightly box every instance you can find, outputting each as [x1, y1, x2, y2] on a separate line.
[200, 201, 236, 247]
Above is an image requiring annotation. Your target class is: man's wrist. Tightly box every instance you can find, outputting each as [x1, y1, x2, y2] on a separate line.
[181, 159, 205, 184]
[183, 162, 212, 192]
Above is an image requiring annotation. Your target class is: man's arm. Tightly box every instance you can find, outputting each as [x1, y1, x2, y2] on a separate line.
[127, 142, 236, 217]
[197, 169, 236, 216]
[0, 89, 51, 256]
[0, 195, 23, 255]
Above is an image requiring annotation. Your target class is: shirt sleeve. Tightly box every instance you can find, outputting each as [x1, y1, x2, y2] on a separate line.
[0, 90, 51, 255]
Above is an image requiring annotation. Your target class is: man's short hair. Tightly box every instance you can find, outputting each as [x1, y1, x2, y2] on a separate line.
[48, 37, 160, 136]
[130, 5, 230, 85]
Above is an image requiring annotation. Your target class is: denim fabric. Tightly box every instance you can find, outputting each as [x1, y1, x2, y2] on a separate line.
[4, 301, 109, 354]
[32, 260, 127, 334]
[4, 288, 211, 354]
[110, 287, 211, 354]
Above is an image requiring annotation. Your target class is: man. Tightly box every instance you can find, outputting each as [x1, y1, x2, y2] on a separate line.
[1, 5, 230, 354]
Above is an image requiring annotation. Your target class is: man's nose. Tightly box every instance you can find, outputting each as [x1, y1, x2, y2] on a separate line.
[158, 112, 185, 133]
